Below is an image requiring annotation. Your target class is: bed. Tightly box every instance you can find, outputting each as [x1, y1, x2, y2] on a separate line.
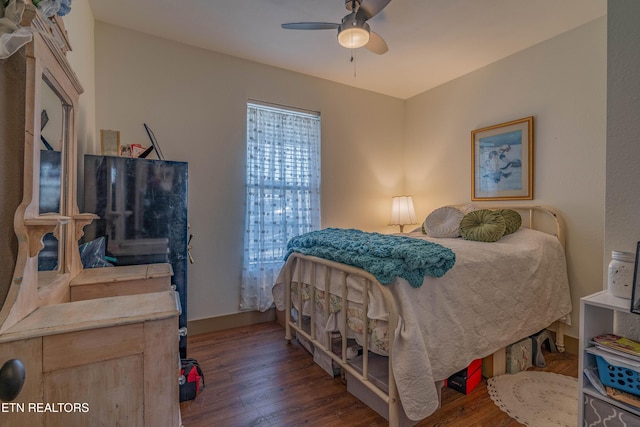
[271, 205, 572, 426]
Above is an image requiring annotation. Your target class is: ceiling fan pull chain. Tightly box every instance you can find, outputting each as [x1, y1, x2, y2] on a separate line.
[352, 48, 357, 78]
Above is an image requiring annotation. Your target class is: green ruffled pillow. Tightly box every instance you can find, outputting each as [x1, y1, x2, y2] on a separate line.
[496, 209, 522, 235]
[459, 209, 506, 242]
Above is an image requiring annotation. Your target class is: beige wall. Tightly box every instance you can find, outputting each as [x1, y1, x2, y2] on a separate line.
[93, 22, 405, 319]
[72, 11, 607, 338]
[61, 0, 95, 206]
[606, 1, 640, 339]
[404, 18, 607, 339]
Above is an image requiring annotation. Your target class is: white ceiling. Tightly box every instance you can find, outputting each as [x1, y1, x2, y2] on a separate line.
[87, 0, 606, 100]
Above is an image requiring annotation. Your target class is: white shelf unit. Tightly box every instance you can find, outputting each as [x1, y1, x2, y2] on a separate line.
[579, 290, 640, 423]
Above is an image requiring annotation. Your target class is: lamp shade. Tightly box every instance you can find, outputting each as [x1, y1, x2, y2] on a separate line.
[389, 196, 417, 231]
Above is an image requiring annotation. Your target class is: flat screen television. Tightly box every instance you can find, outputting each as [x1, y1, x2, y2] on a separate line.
[83, 154, 189, 356]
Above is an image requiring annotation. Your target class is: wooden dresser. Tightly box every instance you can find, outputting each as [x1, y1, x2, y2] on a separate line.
[0, 3, 181, 425]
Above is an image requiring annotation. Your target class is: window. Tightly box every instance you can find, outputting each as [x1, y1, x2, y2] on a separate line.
[241, 101, 321, 311]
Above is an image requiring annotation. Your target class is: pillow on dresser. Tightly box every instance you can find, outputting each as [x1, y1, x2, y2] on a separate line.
[459, 209, 506, 242]
[422, 206, 464, 238]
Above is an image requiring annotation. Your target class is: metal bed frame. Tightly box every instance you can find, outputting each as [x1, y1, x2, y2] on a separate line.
[282, 205, 568, 426]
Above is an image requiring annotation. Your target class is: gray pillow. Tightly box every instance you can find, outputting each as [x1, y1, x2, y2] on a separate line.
[422, 206, 464, 238]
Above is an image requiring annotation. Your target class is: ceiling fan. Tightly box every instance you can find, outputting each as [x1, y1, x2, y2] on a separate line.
[281, 0, 391, 55]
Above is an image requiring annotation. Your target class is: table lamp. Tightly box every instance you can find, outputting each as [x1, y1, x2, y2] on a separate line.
[389, 196, 417, 233]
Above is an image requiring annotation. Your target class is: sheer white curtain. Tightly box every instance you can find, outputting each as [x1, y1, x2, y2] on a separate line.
[241, 102, 321, 312]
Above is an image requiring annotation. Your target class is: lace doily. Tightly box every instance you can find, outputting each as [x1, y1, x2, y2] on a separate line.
[487, 371, 578, 427]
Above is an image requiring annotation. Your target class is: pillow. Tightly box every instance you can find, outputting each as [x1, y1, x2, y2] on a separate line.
[495, 209, 522, 235]
[422, 206, 464, 238]
[459, 209, 506, 242]
[459, 203, 481, 215]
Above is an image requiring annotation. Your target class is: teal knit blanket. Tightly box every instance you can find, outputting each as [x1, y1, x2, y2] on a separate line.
[285, 228, 456, 288]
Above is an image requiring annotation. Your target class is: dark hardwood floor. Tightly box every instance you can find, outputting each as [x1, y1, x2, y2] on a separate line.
[180, 322, 578, 426]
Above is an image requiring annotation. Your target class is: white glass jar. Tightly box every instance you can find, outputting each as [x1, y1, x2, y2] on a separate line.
[608, 251, 636, 299]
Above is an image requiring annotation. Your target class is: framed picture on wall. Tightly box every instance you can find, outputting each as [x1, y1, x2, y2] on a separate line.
[100, 129, 121, 157]
[471, 116, 534, 201]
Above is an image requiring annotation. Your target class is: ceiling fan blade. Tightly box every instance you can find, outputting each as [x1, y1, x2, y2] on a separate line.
[356, 0, 392, 21]
[365, 31, 388, 54]
[281, 22, 339, 30]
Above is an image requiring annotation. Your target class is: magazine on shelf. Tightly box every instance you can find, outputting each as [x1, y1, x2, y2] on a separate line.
[583, 366, 607, 396]
[593, 334, 640, 358]
[590, 341, 640, 362]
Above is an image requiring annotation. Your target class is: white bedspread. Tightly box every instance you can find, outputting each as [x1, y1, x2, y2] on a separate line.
[272, 227, 572, 421]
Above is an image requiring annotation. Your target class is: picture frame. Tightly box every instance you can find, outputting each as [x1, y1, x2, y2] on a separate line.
[471, 116, 534, 201]
[100, 129, 121, 157]
[631, 241, 640, 314]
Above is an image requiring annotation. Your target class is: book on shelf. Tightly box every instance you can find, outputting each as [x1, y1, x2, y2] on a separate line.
[606, 386, 640, 408]
[593, 334, 640, 358]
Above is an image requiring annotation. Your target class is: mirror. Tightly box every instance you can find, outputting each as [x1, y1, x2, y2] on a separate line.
[0, 7, 90, 326]
[37, 78, 65, 275]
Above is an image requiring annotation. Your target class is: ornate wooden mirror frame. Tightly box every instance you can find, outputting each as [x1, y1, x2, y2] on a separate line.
[0, 4, 95, 332]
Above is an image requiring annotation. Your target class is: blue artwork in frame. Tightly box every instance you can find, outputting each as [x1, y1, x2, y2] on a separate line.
[471, 116, 534, 201]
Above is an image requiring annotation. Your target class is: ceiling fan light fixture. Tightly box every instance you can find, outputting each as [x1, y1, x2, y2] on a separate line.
[338, 26, 370, 48]
[282, 0, 390, 54]
[337, 14, 370, 49]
